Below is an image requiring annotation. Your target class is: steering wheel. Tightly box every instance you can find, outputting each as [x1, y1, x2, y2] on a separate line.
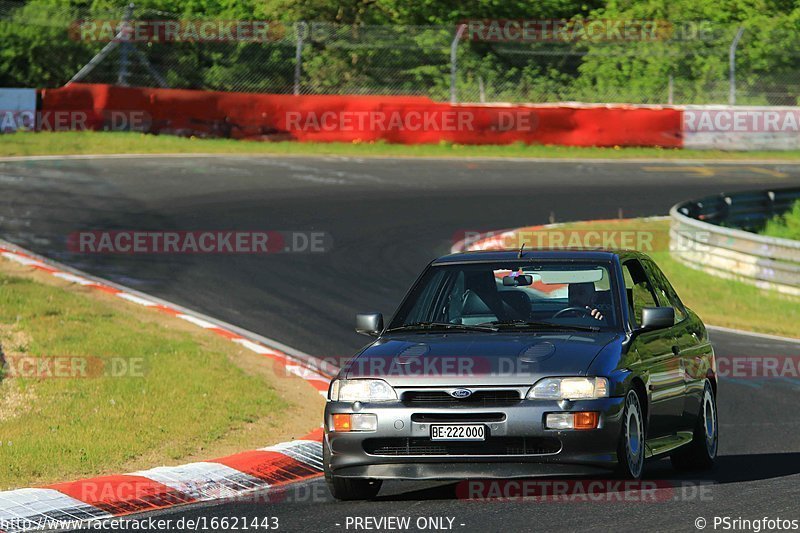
[553, 306, 592, 319]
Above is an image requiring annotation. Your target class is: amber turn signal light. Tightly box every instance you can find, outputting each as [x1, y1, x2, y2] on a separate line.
[332, 414, 352, 432]
[573, 411, 599, 430]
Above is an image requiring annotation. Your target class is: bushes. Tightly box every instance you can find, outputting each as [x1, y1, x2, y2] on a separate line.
[762, 200, 800, 241]
[1, 0, 798, 104]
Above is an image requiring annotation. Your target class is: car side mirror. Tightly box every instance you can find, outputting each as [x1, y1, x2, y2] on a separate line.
[356, 313, 383, 336]
[641, 307, 674, 329]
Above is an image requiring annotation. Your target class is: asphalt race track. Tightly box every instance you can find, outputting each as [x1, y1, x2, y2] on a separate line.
[1, 156, 799, 532]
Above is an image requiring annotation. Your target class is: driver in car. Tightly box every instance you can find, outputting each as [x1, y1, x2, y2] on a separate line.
[568, 282, 605, 321]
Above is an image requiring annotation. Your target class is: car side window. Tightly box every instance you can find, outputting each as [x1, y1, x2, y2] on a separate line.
[643, 260, 687, 323]
[622, 259, 660, 327]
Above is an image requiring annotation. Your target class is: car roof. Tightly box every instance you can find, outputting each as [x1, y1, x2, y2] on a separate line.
[432, 249, 648, 265]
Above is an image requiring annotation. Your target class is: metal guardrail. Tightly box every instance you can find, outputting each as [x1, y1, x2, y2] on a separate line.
[669, 187, 800, 296]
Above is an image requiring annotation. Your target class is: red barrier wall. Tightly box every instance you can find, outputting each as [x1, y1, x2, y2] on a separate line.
[39, 84, 683, 147]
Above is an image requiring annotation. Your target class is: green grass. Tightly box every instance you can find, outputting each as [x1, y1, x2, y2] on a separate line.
[761, 200, 800, 241]
[0, 267, 307, 489]
[3, 131, 800, 160]
[513, 218, 800, 339]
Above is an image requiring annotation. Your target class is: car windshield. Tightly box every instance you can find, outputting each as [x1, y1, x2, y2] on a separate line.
[388, 261, 620, 331]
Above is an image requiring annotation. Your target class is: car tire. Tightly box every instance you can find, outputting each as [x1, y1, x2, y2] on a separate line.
[323, 439, 382, 501]
[671, 381, 718, 471]
[616, 389, 645, 479]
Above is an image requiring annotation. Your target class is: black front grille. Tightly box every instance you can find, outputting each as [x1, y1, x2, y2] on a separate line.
[402, 390, 521, 407]
[410, 413, 506, 423]
[363, 437, 561, 457]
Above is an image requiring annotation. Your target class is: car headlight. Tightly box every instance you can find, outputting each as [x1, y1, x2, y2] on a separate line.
[527, 377, 609, 400]
[329, 379, 397, 402]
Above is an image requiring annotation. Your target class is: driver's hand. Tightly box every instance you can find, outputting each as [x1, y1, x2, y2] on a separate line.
[586, 307, 604, 321]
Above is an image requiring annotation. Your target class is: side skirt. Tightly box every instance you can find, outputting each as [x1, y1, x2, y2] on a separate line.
[644, 431, 694, 459]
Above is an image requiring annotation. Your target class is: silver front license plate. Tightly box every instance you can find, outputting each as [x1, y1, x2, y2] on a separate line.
[430, 424, 486, 441]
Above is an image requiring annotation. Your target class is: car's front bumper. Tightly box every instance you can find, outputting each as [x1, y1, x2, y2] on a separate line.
[324, 396, 625, 480]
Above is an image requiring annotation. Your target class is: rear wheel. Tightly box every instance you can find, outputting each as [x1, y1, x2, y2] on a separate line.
[616, 389, 645, 479]
[323, 439, 382, 500]
[671, 382, 718, 471]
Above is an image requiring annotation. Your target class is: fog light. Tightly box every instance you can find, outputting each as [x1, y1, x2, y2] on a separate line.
[546, 412, 599, 430]
[331, 413, 378, 432]
[545, 413, 573, 430]
[351, 413, 378, 431]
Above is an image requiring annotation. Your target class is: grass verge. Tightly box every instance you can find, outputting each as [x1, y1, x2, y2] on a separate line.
[3, 131, 800, 160]
[0, 255, 324, 490]
[511, 218, 800, 339]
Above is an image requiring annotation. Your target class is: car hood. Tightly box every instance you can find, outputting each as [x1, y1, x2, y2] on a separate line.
[343, 331, 621, 387]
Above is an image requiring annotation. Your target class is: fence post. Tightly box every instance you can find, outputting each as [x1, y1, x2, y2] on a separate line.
[450, 24, 466, 104]
[729, 27, 745, 105]
[294, 22, 306, 96]
[668, 74, 674, 105]
[117, 4, 135, 86]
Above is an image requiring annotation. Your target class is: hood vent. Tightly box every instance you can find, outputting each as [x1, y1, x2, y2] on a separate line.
[395, 343, 429, 364]
[519, 342, 556, 363]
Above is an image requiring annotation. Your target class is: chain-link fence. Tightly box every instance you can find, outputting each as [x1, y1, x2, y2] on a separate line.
[2, 1, 798, 105]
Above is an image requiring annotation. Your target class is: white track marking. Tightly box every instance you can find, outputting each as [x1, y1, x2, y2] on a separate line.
[116, 293, 157, 306]
[129, 463, 267, 501]
[176, 314, 218, 329]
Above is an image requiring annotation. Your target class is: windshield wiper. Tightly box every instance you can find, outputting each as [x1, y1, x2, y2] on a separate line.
[480, 320, 600, 332]
[385, 322, 497, 333]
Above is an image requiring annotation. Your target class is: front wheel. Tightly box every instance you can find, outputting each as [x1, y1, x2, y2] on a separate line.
[616, 389, 645, 479]
[671, 381, 718, 471]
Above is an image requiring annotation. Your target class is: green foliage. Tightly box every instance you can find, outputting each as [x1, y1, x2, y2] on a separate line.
[578, 0, 800, 104]
[762, 201, 800, 241]
[0, 2, 96, 87]
[0, 0, 798, 103]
